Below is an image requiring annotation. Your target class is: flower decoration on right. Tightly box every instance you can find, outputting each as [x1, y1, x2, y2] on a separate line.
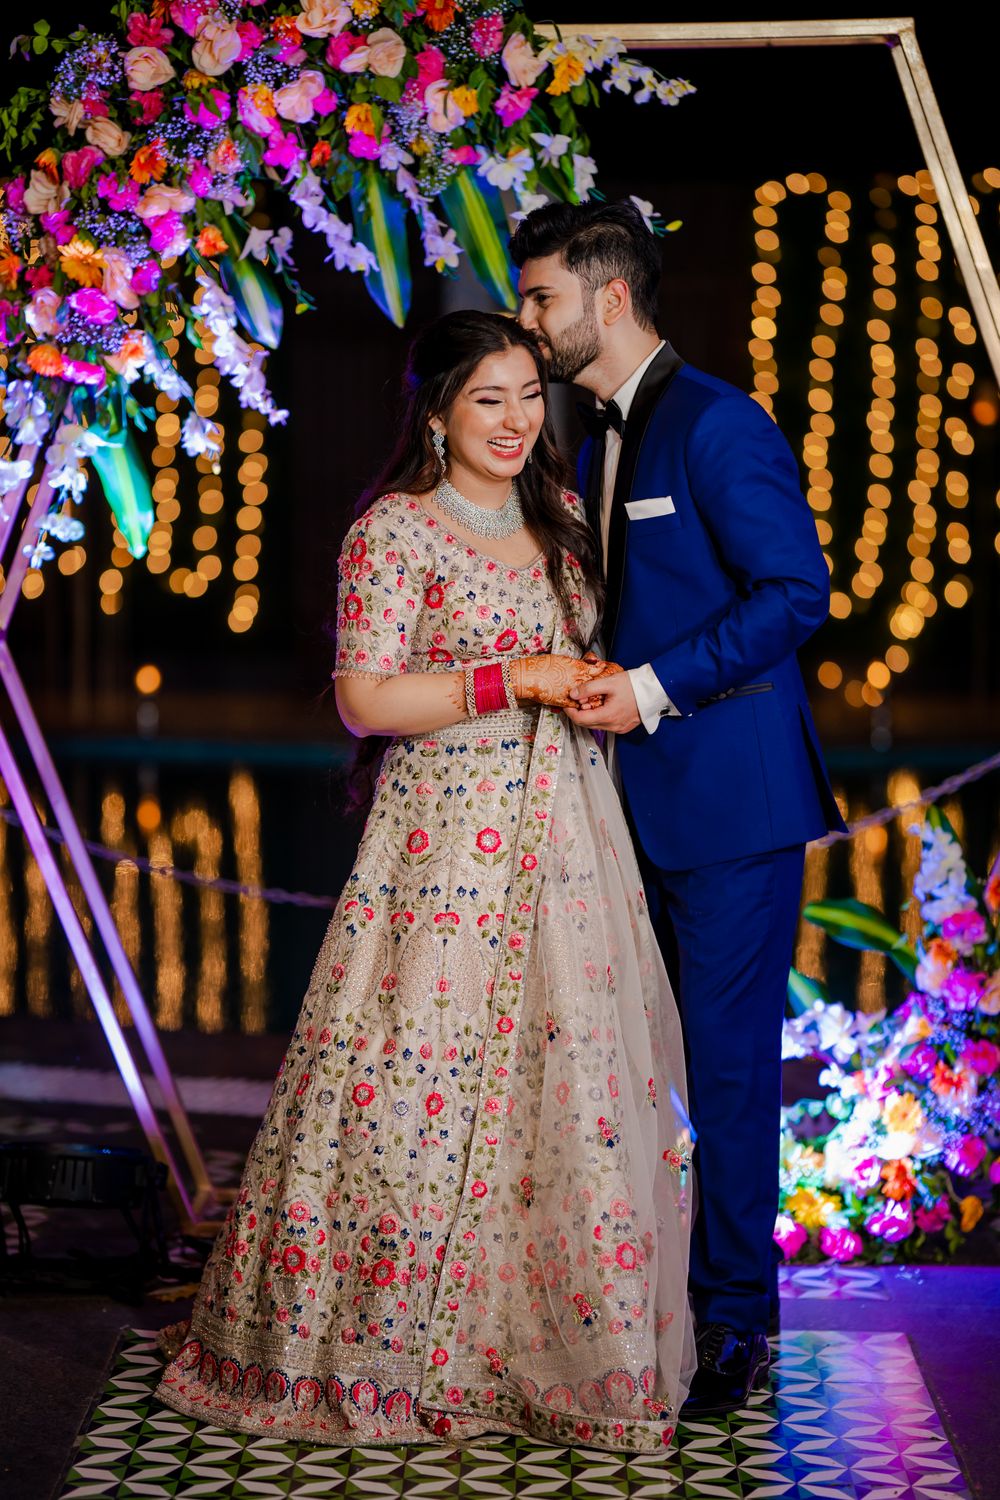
[779, 805, 999, 1262]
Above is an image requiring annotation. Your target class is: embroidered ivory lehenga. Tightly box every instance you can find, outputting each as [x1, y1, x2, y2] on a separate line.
[156, 491, 695, 1452]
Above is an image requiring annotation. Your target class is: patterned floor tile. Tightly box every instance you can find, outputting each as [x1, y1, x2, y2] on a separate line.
[58, 1329, 971, 1499]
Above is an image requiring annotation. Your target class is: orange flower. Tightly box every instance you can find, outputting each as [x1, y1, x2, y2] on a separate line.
[129, 139, 168, 185]
[196, 225, 227, 258]
[182, 68, 215, 90]
[58, 236, 105, 287]
[546, 53, 586, 96]
[34, 147, 60, 183]
[271, 15, 302, 45]
[959, 1195, 984, 1233]
[208, 136, 241, 175]
[419, 0, 457, 33]
[0, 251, 21, 291]
[345, 102, 376, 137]
[245, 83, 276, 119]
[930, 1060, 963, 1098]
[882, 1092, 924, 1135]
[880, 1159, 916, 1201]
[26, 342, 65, 377]
[926, 936, 957, 968]
[986, 871, 1000, 914]
[310, 141, 331, 168]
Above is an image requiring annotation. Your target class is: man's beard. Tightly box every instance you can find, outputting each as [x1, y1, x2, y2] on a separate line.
[540, 304, 602, 383]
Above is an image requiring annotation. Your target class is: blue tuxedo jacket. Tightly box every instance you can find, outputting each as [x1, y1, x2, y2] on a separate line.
[578, 344, 846, 870]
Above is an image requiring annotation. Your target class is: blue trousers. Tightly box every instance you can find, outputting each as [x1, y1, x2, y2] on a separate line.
[638, 842, 805, 1333]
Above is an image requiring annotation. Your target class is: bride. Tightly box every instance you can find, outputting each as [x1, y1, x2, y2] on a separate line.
[156, 309, 695, 1453]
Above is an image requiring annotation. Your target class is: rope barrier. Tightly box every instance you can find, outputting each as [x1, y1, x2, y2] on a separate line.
[2, 746, 998, 906]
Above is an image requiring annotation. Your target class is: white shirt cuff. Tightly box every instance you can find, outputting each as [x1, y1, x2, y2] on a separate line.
[627, 664, 681, 735]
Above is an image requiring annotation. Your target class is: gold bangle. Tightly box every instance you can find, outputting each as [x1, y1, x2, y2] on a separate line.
[464, 668, 478, 720]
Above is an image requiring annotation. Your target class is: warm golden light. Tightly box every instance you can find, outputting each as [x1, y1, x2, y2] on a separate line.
[134, 664, 162, 695]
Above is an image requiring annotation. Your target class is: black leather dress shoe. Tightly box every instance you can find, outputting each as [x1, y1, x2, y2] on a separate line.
[680, 1323, 771, 1418]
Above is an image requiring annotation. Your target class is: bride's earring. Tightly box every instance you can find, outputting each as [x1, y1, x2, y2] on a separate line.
[432, 428, 446, 474]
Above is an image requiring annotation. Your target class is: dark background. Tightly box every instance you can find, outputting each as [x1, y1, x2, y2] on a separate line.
[2, 3, 997, 744]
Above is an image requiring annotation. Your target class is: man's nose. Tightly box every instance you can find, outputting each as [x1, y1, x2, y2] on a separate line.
[517, 302, 536, 330]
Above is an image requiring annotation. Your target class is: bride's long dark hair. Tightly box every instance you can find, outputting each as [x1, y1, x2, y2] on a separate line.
[341, 310, 604, 813]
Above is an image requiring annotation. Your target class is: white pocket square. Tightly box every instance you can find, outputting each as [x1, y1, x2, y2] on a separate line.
[625, 495, 675, 520]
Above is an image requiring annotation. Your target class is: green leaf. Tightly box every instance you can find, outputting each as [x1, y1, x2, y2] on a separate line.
[90, 426, 154, 559]
[787, 967, 830, 1014]
[350, 164, 411, 328]
[34, 18, 50, 34]
[370, 75, 404, 104]
[32, 35, 48, 53]
[217, 219, 284, 349]
[803, 897, 918, 979]
[437, 169, 517, 311]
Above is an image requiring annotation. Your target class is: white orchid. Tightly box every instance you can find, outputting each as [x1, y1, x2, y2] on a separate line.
[478, 149, 533, 194]
[530, 131, 570, 166]
[511, 191, 550, 223]
[629, 196, 657, 233]
[0, 457, 34, 497]
[572, 153, 598, 199]
[181, 412, 223, 459]
[420, 215, 462, 270]
[602, 58, 639, 95]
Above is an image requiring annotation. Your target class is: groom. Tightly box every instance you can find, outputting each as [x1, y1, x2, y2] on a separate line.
[511, 200, 846, 1416]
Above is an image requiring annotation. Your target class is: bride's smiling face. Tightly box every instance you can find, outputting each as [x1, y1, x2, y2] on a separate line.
[431, 345, 544, 493]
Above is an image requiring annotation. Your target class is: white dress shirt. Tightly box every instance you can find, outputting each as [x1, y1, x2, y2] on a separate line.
[597, 342, 680, 733]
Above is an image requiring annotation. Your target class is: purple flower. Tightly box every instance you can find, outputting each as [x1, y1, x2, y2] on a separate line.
[851, 1155, 884, 1194]
[943, 969, 987, 1012]
[990, 1160, 1000, 1187]
[39, 209, 75, 246]
[96, 172, 140, 212]
[819, 1226, 862, 1262]
[348, 132, 381, 161]
[263, 127, 306, 171]
[915, 1197, 952, 1233]
[902, 1042, 939, 1082]
[866, 1200, 914, 1242]
[59, 356, 106, 390]
[131, 259, 161, 296]
[6, 176, 27, 214]
[0, 299, 22, 348]
[945, 1135, 988, 1177]
[67, 288, 118, 326]
[187, 161, 214, 197]
[146, 211, 189, 256]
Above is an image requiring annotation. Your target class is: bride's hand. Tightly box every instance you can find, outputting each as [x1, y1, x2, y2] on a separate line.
[510, 654, 609, 710]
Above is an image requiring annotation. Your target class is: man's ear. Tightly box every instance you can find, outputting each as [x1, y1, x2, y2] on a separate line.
[601, 278, 632, 327]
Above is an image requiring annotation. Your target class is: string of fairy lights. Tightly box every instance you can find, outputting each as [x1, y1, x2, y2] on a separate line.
[750, 166, 999, 710]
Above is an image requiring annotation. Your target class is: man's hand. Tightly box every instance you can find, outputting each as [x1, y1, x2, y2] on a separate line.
[566, 662, 640, 733]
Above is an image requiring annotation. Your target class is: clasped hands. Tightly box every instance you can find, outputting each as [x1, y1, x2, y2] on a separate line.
[509, 652, 640, 734]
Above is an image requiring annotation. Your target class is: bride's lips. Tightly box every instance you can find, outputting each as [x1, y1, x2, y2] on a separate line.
[487, 436, 525, 460]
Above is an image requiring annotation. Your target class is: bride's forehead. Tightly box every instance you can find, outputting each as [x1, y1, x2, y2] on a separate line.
[461, 345, 539, 393]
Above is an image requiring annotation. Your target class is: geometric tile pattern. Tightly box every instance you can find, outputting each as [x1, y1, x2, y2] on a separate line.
[777, 1263, 893, 1301]
[59, 1328, 972, 1499]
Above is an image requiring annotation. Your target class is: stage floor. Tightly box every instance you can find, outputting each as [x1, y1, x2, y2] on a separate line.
[1, 1019, 998, 1500]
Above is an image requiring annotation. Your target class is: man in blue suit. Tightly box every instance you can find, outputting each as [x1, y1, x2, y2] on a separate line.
[511, 200, 845, 1416]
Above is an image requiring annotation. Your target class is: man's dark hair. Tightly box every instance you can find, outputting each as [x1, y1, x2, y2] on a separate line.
[509, 199, 662, 331]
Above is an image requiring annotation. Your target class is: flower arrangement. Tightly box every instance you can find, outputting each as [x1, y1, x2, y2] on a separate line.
[778, 806, 1000, 1264]
[0, 2, 693, 565]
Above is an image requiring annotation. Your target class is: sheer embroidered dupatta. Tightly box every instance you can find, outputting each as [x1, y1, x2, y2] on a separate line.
[419, 664, 696, 1450]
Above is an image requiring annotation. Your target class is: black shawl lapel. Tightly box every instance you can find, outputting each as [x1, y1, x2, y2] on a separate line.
[602, 341, 684, 650]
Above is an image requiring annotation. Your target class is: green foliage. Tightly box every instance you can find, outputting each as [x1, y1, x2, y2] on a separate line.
[0, 86, 47, 162]
[803, 896, 919, 980]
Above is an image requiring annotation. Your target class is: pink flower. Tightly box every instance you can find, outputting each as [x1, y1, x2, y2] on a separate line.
[415, 45, 446, 90]
[170, 0, 214, 37]
[407, 829, 429, 855]
[960, 1039, 1000, 1076]
[131, 260, 161, 296]
[147, 211, 190, 257]
[902, 1042, 938, 1083]
[446, 145, 479, 166]
[941, 909, 987, 954]
[326, 32, 367, 69]
[476, 828, 502, 854]
[943, 970, 988, 1012]
[773, 1214, 807, 1260]
[501, 31, 546, 88]
[184, 89, 231, 128]
[851, 1155, 884, 1193]
[945, 1135, 987, 1177]
[990, 1160, 1000, 1187]
[130, 87, 166, 123]
[96, 172, 140, 211]
[60, 357, 106, 389]
[865, 1200, 914, 1242]
[67, 288, 118, 325]
[236, 20, 264, 60]
[187, 161, 214, 196]
[5, 176, 26, 214]
[127, 11, 175, 47]
[61, 146, 104, 189]
[263, 128, 306, 171]
[915, 1197, 952, 1233]
[818, 1226, 862, 1263]
[471, 13, 504, 56]
[495, 84, 538, 126]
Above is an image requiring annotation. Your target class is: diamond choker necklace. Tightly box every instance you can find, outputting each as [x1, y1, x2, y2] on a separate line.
[433, 476, 525, 540]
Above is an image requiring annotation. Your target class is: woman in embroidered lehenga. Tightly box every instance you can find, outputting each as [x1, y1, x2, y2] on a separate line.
[156, 311, 696, 1453]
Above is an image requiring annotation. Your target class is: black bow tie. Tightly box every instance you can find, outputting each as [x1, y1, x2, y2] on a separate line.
[577, 398, 625, 439]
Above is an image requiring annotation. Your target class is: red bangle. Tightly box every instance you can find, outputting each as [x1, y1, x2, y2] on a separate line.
[473, 662, 510, 715]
